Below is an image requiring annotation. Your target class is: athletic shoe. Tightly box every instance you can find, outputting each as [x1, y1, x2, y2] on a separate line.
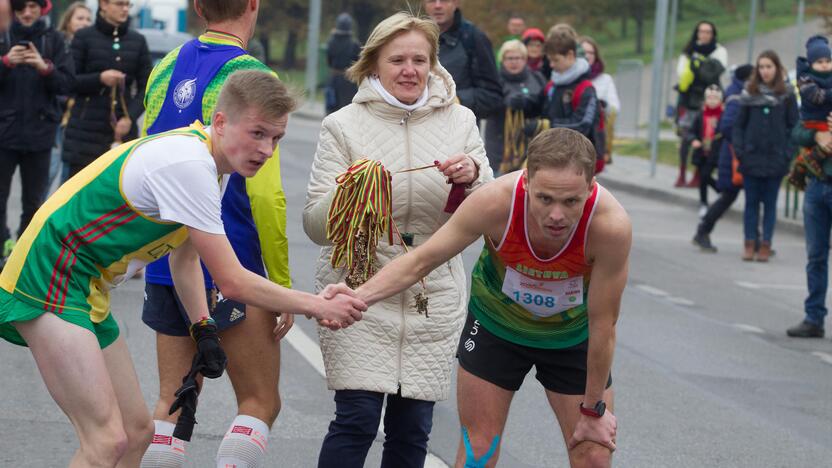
[786, 321, 825, 338]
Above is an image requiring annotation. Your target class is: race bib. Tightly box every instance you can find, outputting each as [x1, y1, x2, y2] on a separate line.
[501, 268, 584, 318]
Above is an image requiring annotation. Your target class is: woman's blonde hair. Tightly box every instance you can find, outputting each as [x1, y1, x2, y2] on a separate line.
[57, 1, 91, 37]
[346, 12, 439, 84]
[499, 39, 528, 62]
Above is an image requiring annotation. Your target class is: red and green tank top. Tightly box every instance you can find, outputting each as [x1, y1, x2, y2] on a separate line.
[468, 173, 600, 349]
[0, 126, 210, 324]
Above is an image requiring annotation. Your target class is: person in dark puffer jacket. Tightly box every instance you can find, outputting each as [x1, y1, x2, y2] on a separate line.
[62, 0, 151, 180]
[0, 0, 73, 262]
[733, 50, 798, 262]
[484, 39, 546, 174]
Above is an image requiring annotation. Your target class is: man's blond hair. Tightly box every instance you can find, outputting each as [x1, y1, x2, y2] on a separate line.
[215, 71, 297, 122]
[346, 12, 439, 84]
[526, 128, 596, 183]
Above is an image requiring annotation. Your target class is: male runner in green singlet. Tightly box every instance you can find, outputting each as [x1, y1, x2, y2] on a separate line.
[0, 71, 365, 468]
[335, 128, 631, 468]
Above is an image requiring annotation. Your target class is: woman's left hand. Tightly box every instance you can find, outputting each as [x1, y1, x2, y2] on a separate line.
[438, 154, 479, 185]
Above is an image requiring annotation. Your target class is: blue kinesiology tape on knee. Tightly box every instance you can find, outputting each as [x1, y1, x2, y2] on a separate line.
[462, 426, 500, 468]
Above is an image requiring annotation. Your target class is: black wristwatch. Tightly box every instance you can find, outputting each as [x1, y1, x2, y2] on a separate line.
[579, 400, 606, 418]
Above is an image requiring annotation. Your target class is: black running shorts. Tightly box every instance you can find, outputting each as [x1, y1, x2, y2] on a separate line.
[142, 283, 247, 337]
[456, 312, 612, 394]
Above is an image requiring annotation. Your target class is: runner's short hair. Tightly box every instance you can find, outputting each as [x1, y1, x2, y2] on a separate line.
[347, 12, 439, 84]
[526, 128, 595, 183]
[215, 71, 297, 122]
[195, 0, 248, 23]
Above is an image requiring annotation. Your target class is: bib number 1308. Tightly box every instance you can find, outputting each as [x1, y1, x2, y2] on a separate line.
[512, 291, 556, 308]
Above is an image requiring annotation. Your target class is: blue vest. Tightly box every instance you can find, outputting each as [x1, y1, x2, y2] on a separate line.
[145, 39, 267, 288]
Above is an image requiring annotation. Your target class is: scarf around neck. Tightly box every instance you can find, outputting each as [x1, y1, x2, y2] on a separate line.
[369, 75, 430, 111]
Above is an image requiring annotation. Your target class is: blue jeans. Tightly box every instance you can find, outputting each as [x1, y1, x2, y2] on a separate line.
[743, 175, 782, 242]
[802, 178, 832, 327]
[317, 389, 435, 468]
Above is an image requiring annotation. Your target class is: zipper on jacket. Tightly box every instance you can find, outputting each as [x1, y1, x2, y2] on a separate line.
[397, 110, 413, 387]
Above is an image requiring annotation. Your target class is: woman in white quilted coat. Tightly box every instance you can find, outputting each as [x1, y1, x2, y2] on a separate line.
[303, 12, 493, 468]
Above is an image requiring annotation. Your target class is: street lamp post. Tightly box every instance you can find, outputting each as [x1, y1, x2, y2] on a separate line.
[649, 0, 670, 177]
[305, 0, 322, 104]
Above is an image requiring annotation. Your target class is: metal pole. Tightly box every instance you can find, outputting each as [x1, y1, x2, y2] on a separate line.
[649, 0, 670, 177]
[305, 0, 322, 103]
[796, 0, 805, 59]
[746, 0, 758, 64]
[663, 0, 679, 119]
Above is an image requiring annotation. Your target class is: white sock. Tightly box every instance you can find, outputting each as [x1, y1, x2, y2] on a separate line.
[140, 420, 186, 468]
[216, 414, 270, 468]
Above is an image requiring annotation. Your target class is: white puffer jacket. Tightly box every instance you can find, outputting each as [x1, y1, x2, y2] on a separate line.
[303, 65, 493, 401]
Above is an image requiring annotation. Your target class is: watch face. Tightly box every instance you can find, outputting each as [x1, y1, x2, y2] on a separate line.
[595, 400, 606, 416]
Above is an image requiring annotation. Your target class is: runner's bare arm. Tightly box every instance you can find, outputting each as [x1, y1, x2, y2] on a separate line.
[584, 200, 631, 405]
[168, 236, 212, 324]
[184, 228, 366, 324]
[356, 182, 503, 306]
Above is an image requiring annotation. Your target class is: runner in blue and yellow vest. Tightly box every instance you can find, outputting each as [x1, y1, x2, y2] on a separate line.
[139, 25, 294, 468]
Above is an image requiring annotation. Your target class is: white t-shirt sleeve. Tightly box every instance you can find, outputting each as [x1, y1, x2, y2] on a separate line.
[144, 160, 226, 234]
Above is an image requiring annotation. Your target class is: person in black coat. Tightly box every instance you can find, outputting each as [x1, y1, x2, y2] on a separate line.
[62, 0, 151, 180]
[425, 1, 502, 121]
[325, 12, 360, 114]
[733, 50, 799, 262]
[0, 0, 73, 259]
[484, 39, 545, 174]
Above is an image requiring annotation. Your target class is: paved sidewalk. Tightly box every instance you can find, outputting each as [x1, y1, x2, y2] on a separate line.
[598, 153, 805, 236]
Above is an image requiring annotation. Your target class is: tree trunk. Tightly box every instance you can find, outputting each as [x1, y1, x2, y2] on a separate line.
[284, 30, 298, 69]
[634, 8, 645, 54]
[260, 33, 271, 65]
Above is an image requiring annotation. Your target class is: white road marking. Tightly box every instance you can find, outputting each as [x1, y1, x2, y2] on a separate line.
[811, 352, 832, 366]
[636, 284, 669, 297]
[284, 326, 326, 377]
[735, 281, 805, 291]
[667, 297, 695, 306]
[285, 326, 451, 468]
[732, 323, 766, 334]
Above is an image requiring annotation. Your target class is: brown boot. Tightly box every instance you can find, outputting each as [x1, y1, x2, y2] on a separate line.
[742, 240, 755, 261]
[756, 241, 771, 262]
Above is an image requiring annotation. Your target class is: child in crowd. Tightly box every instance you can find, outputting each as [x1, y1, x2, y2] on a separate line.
[690, 85, 724, 217]
[789, 35, 832, 189]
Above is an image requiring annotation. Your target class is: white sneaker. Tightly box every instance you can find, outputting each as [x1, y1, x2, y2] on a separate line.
[698, 204, 708, 219]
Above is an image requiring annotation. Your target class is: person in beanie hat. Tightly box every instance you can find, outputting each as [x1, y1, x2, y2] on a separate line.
[787, 35, 832, 190]
[522, 27, 546, 72]
[0, 0, 73, 265]
[324, 12, 360, 114]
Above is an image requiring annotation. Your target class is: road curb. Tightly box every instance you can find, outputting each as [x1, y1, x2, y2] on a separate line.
[598, 174, 806, 237]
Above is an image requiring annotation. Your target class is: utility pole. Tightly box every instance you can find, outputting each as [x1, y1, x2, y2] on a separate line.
[305, 0, 322, 104]
[796, 0, 805, 58]
[747, 0, 759, 64]
[649, 0, 670, 177]
[663, 0, 679, 124]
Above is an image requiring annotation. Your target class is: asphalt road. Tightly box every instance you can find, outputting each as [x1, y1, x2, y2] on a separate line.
[1, 114, 831, 467]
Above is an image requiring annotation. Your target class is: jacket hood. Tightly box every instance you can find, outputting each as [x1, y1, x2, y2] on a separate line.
[353, 64, 457, 120]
